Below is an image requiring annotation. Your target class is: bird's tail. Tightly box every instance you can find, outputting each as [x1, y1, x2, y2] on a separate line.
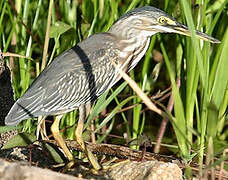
[4, 101, 35, 126]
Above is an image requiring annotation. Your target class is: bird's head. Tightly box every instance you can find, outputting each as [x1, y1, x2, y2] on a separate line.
[109, 6, 220, 43]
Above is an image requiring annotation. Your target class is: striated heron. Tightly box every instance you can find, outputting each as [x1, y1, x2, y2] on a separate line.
[5, 6, 220, 169]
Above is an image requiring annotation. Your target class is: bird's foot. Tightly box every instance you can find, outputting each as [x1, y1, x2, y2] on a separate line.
[86, 148, 101, 170]
[61, 160, 76, 173]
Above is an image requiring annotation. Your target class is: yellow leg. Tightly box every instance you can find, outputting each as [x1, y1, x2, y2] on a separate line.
[51, 115, 74, 162]
[75, 104, 101, 170]
[37, 116, 48, 140]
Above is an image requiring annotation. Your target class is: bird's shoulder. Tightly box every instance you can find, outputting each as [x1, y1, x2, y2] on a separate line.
[24, 32, 118, 93]
[49, 32, 117, 70]
[79, 32, 118, 52]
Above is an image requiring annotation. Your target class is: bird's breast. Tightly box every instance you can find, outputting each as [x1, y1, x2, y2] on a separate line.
[118, 37, 151, 72]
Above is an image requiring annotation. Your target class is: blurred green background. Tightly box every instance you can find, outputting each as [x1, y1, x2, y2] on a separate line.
[0, 0, 227, 175]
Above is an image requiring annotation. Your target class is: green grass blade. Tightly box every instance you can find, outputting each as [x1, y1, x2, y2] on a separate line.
[159, 35, 189, 159]
[94, 96, 135, 133]
[86, 81, 128, 128]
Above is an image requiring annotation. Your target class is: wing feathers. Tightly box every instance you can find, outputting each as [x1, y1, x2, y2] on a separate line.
[5, 33, 118, 126]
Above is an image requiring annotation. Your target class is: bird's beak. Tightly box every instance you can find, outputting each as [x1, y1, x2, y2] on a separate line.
[170, 23, 220, 43]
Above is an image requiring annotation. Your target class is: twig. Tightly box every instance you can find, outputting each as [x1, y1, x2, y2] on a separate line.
[41, 0, 53, 70]
[154, 78, 180, 153]
[47, 139, 177, 162]
[110, 61, 167, 118]
[2, 52, 35, 61]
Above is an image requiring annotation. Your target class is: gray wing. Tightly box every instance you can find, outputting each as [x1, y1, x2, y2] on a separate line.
[5, 33, 118, 126]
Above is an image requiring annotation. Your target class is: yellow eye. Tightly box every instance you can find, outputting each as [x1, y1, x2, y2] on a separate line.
[158, 16, 167, 24]
[158, 16, 176, 25]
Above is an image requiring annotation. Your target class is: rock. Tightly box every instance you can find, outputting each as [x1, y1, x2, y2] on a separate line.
[0, 129, 18, 148]
[0, 58, 15, 126]
[106, 160, 183, 180]
[0, 53, 17, 149]
[0, 158, 84, 180]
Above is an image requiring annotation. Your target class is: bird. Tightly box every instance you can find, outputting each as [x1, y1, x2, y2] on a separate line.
[5, 6, 220, 170]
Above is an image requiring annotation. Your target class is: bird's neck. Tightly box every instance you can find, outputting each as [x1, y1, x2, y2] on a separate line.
[114, 33, 151, 72]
